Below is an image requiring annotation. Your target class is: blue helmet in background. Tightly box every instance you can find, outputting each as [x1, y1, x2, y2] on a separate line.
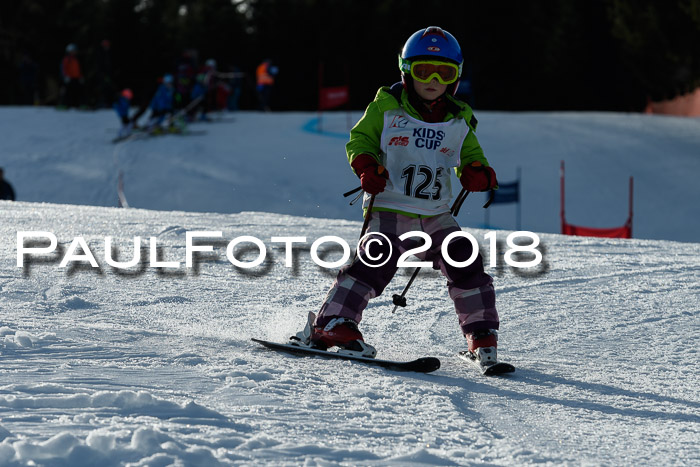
[399, 26, 463, 95]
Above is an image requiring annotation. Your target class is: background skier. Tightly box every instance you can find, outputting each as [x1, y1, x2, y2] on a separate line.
[256, 59, 277, 111]
[113, 88, 134, 139]
[189, 59, 218, 121]
[175, 50, 198, 111]
[147, 74, 175, 133]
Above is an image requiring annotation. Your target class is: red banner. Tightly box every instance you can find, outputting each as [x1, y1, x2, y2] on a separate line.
[562, 222, 632, 239]
[319, 86, 349, 110]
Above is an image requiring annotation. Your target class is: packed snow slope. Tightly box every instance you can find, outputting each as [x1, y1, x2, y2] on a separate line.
[0, 108, 699, 465]
[0, 107, 699, 242]
[0, 202, 698, 466]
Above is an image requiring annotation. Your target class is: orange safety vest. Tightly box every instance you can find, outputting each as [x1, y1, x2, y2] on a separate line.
[256, 62, 274, 86]
[62, 55, 82, 79]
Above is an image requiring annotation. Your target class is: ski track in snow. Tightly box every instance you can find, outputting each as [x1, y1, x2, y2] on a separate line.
[0, 109, 698, 465]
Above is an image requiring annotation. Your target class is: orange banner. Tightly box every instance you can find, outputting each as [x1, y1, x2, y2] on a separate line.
[645, 88, 700, 117]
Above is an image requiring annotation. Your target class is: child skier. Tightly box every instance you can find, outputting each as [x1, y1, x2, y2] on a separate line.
[189, 59, 218, 121]
[306, 27, 501, 365]
[147, 74, 175, 133]
[113, 88, 134, 139]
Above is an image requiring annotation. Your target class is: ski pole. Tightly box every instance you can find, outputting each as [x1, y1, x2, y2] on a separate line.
[451, 188, 470, 217]
[352, 165, 385, 260]
[352, 194, 375, 262]
[359, 194, 376, 240]
[391, 188, 469, 313]
[483, 189, 495, 208]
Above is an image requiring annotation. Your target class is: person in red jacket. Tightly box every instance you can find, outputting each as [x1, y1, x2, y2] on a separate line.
[61, 43, 84, 108]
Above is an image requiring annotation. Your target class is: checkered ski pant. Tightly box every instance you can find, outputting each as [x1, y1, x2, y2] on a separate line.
[315, 210, 499, 335]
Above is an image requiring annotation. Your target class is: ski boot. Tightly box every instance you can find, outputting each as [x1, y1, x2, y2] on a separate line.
[117, 123, 133, 139]
[289, 312, 376, 358]
[460, 329, 514, 375]
[465, 329, 498, 366]
[148, 125, 164, 135]
[167, 123, 184, 134]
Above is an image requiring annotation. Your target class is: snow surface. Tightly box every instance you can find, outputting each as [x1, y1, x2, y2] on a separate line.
[0, 108, 699, 465]
[1, 107, 699, 242]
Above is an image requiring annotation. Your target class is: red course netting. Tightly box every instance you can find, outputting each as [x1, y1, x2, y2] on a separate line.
[560, 161, 633, 239]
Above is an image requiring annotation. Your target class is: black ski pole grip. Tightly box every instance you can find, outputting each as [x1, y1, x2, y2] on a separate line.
[343, 186, 362, 198]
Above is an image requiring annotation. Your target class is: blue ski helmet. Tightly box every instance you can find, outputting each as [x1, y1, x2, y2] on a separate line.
[399, 26, 463, 94]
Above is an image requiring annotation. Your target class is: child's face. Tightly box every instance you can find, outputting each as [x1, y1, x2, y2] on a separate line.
[414, 78, 448, 101]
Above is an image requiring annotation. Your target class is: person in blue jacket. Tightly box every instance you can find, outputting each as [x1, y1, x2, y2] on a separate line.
[113, 88, 134, 138]
[147, 74, 175, 132]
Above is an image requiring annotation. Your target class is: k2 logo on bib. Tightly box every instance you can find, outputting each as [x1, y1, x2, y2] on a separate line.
[389, 116, 409, 128]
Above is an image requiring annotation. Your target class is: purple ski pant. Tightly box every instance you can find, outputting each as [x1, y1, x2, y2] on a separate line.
[316, 211, 499, 335]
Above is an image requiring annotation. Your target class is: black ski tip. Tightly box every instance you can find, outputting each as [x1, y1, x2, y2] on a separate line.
[413, 357, 441, 373]
[482, 362, 515, 376]
[457, 351, 515, 376]
[354, 356, 441, 373]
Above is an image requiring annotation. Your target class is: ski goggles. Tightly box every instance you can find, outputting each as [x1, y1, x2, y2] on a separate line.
[400, 58, 461, 85]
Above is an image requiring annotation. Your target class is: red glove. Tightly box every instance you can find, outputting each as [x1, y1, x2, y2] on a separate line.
[351, 154, 388, 195]
[459, 161, 498, 192]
